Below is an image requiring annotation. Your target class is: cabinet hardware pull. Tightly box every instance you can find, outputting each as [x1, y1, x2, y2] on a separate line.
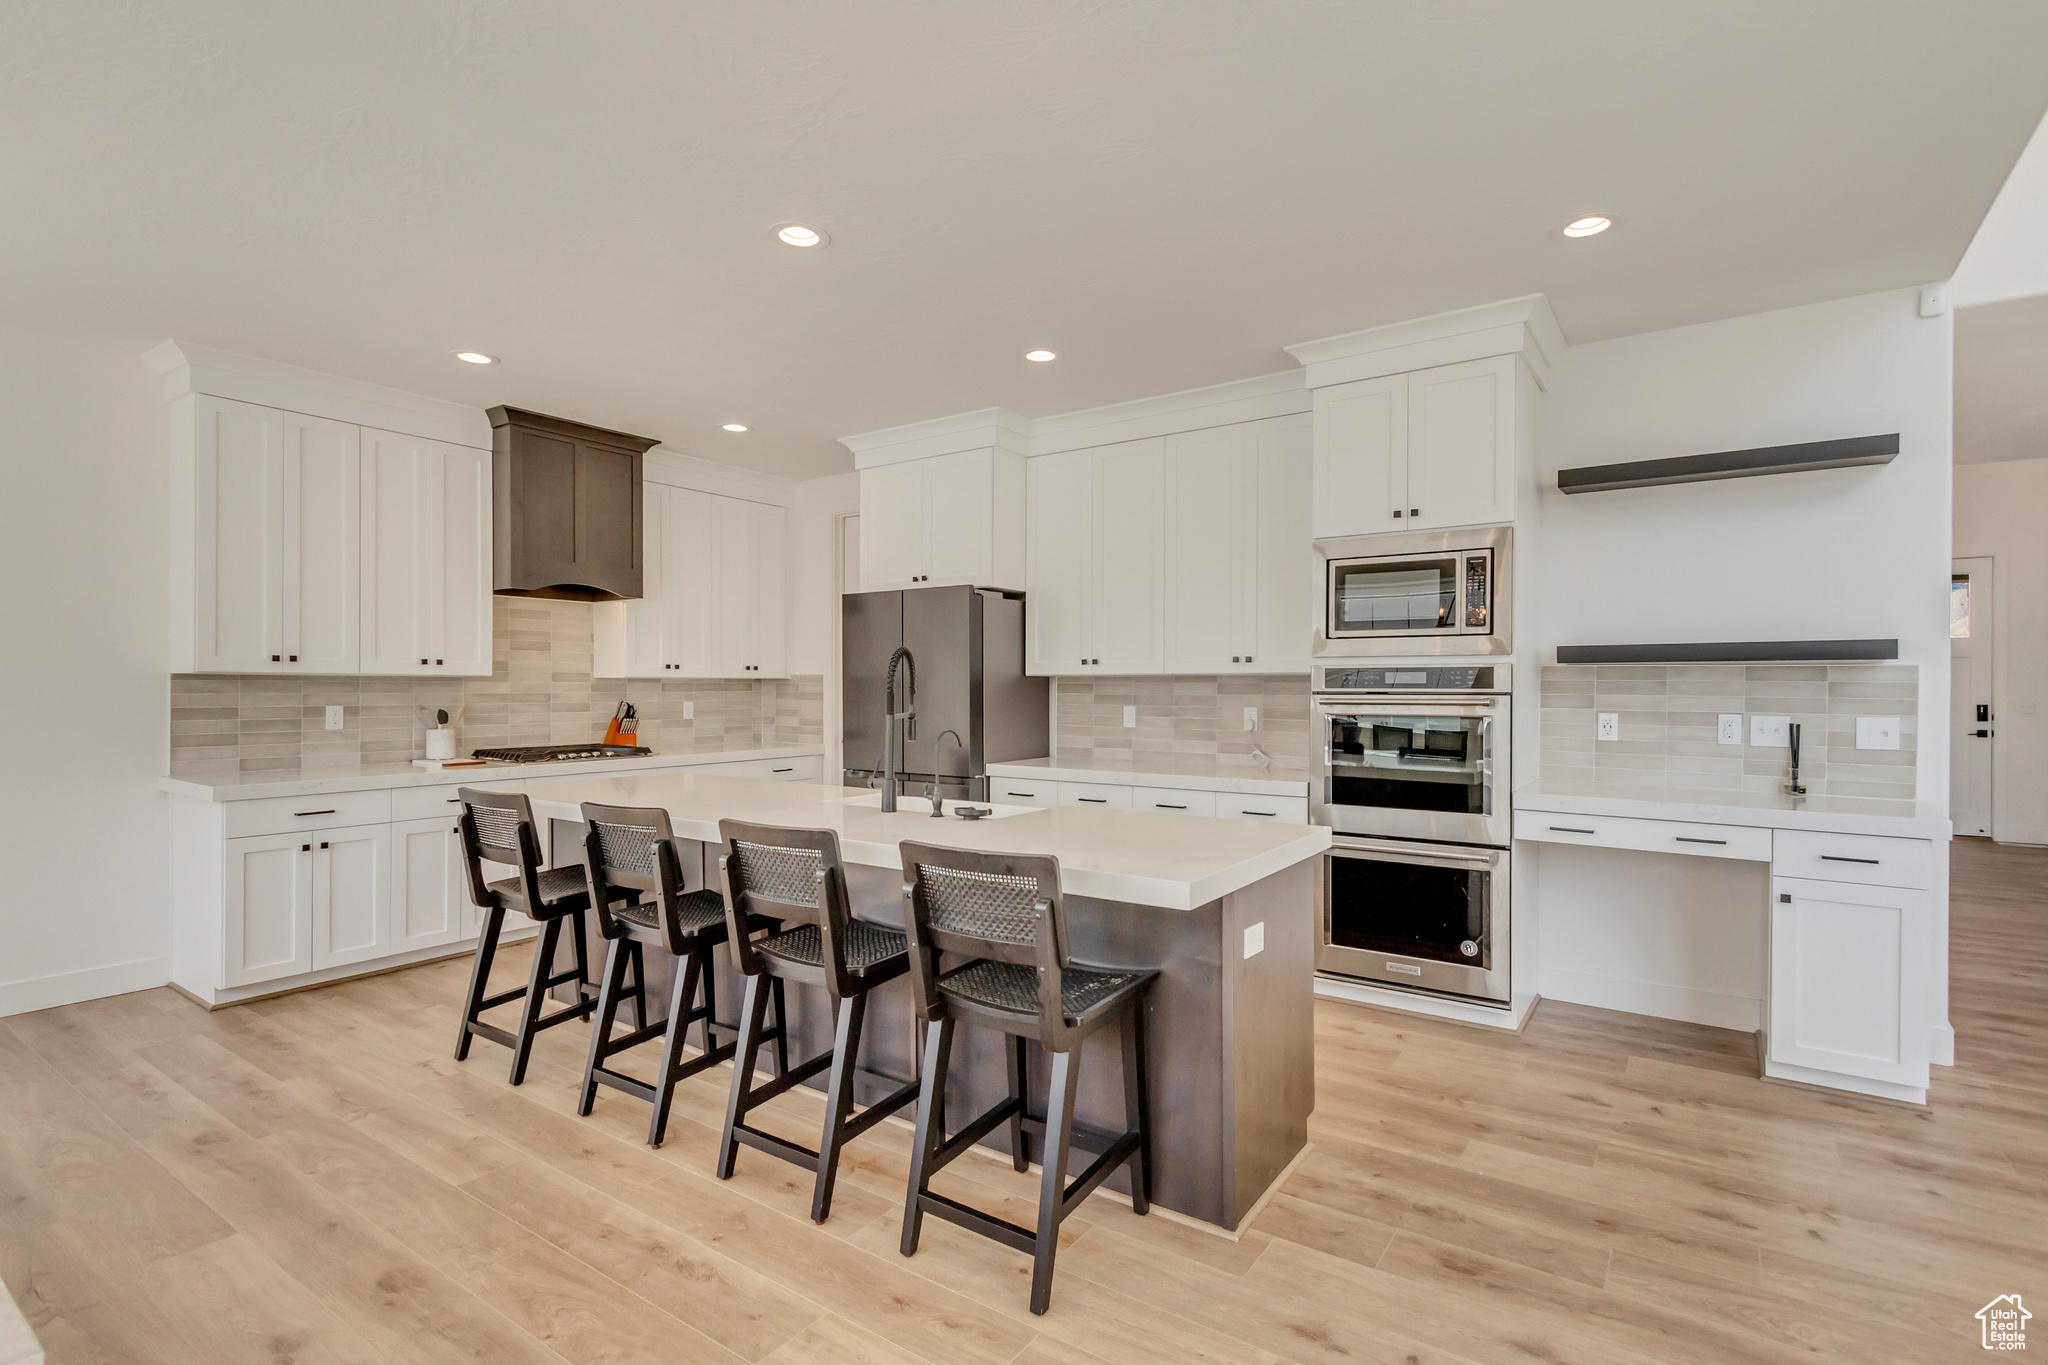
[1392, 510, 1403, 518]
[772, 767, 793, 773]
[1077, 797, 1107, 804]
[1820, 855, 1880, 864]
[301, 844, 311, 852]
[294, 809, 337, 817]
[288, 655, 297, 662]
[1243, 810, 1276, 817]
[319, 841, 329, 850]
[1779, 893, 1792, 903]
[1675, 837, 1726, 845]
[447, 798, 460, 803]
[1245, 656, 1252, 663]
[1156, 804, 1187, 810]
[421, 658, 428, 665]
[272, 655, 281, 662]
[1232, 656, 1240, 663]
[1409, 508, 1420, 517]
[435, 659, 443, 666]
[1549, 825, 1596, 833]
[1005, 791, 1033, 797]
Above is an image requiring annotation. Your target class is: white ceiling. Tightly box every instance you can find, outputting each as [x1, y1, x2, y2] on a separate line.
[1956, 295, 2048, 465]
[5, 3, 2047, 479]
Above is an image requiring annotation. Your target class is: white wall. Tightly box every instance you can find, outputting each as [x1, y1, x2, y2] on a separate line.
[1536, 286, 1953, 811]
[1955, 456, 2048, 843]
[1954, 111, 2048, 309]
[791, 472, 859, 781]
[0, 323, 172, 1014]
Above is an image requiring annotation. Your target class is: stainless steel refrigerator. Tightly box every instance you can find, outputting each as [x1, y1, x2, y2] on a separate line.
[842, 585, 1048, 800]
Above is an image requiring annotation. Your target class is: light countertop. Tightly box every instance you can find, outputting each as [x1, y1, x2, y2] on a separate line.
[986, 754, 1313, 798]
[161, 746, 826, 802]
[1513, 787, 1950, 841]
[511, 772, 1330, 911]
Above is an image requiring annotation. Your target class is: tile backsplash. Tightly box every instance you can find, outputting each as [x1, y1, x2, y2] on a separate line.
[1539, 664, 1918, 816]
[1053, 675, 1312, 770]
[171, 598, 822, 773]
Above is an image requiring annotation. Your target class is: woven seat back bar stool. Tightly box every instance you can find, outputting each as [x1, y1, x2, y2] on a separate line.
[578, 802, 782, 1147]
[714, 819, 922, 1223]
[896, 841, 1157, 1316]
[452, 788, 606, 1086]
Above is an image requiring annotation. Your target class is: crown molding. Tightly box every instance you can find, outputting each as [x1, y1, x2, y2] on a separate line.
[644, 446, 799, 506]
[1284, 294, 1567, 390]
[841, 407, 1032, 468]
[145, 340, 494, 449]
[1028, 369, 1308, 456]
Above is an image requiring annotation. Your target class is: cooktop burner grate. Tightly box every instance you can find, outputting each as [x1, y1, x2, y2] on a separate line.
[470, 744, 653, 763]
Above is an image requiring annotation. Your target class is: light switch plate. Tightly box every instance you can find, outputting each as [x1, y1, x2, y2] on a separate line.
[1123, 705, 1137, 728]
[1750, 715, 1790, 748]
[1243, 707, 1258, 732]
[683, 702, 694, 720]
[1597, 712, 1619, 742]
[1856, 715, 1901, 750]
[1718, 714, 1743, 745]
[1243, 921, 1264, 959]
[325, 705, 344, 731]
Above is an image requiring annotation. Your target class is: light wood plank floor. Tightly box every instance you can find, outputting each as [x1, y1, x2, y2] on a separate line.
[4, 837, 2044, 1364]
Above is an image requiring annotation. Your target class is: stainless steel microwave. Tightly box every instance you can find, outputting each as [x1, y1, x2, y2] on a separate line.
[1314, 526, 1512, 658]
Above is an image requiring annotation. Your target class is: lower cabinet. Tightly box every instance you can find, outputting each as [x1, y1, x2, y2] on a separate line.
[392, 815, 476, 953]
[1768, 875, 1932, 1088]
[311, 824, 395, 971]
[224, 823, 393, 986]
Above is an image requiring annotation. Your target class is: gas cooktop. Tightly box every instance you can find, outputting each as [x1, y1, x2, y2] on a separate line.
[470, 744, 653, 763]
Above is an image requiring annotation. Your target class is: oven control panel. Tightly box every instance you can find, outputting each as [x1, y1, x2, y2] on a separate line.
[1320, 666, 1496, 691]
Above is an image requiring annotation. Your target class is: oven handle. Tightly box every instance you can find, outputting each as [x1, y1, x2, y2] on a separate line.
[1328, 836, 1501, 866]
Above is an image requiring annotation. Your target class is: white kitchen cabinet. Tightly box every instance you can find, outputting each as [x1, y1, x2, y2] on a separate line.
[857, 447, 1025, 592]
[223, 831, 316, 987]
[177, 396, 362, 673]
[393, 815, 475, 953]
[595, 488, 783, 679]
[712, 496, 787, 677]
[311, 824, 394, 970]
[1768, 876, 1932, 1089]
[1312, 355, 1517, 537]
[360, 430, 492, 675]
[1163, 418, 1313, 674]
[1026, 438, 1165, 675]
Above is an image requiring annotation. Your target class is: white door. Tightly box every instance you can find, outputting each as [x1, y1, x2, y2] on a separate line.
[710, 494, 755, 677]
[1165, 426, 1256, 673]
[1405, 355, 1515, 531]
[925, 449, 993, 587]
[665, 486, 716, 675]
[1950, 557, 1993, 838]
[311, 825, 393, 970]
[1769, 876, 1931, 1087]
[193, 396, 288, 672]
[1312, 374, 1406, 539]
[360, 428, 429, 673]
[1090, 438, 1166, 674]
[1026, 449, 1094, 674]
[859, 462, 929, 590]
[1252, 418, 1315, 672]
[750, 501, 788, 677]
[283, 413, 361, 672]
[224, 832, 314, 986]
[393, 815, 469, 952]
[437, 443, 493, 675]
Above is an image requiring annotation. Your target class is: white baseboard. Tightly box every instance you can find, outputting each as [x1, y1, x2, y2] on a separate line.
[1313, 974, 1536, 1030]
[1538, 966, 1760, 1032]
[1765, 1058, 1926, 1106]
[0, 956, 170, 1019]
[1931, 1022, 1955, 1066]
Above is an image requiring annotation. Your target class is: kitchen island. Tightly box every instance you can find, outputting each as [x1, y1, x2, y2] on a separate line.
[506, 770, 1330, 1232]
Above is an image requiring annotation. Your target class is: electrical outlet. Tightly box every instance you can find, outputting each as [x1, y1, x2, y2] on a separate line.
[1597, 712, 1619, 742]
[1123, 705, 1137, 728]
[1750, 715, 1790, 748]
[682, 702, 694, 721]
[1718, 714, 1743, 745]
[325, 705, 344, 731]
[1856, 715, 1901, 750]
[1243, 921, 1265, 959]
[1243, 706, 1258, 732]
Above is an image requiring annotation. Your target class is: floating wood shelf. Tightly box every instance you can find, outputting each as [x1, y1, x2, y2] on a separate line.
[1556, 640, 1900, 665]
[1557, 433, 1900, 495]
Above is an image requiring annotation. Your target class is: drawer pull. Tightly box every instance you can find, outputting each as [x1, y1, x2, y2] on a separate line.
[1549, 825, 1596, 834]
[293, 809, 338, 817]
[1077, 797, 1108, 804]
[1155, 803, 1187, 810]
[1242, 810, 1276, 818]
[772, 767, 793, 774]
[1675, 837, 1727, 845]
[1005, 791, 1036, 798]
[448, 798, 461, 803]
[1820, 855, 1880, 865]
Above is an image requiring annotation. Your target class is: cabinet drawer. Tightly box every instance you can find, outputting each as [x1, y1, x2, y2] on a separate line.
[1057, 782, 1133, 811]
[1513, 810, 1771, 862]
[391, 781, 524, 821]
[988, 779, 1057, 808]
[692, 755, 820, 781]
[226, 789, 391, 839]
[1216, 793, 1309, 824]
[1772, 830, 1932, 890]
[1132, 786, 1217, 817]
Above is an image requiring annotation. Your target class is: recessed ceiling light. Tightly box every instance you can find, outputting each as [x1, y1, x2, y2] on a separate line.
[774, 224, 827, 247]
[1561, 216, 1612, 238]
[1024, 349, 1057, 362]
[454, 351, 498, 365]
[723, 423, 749, 433]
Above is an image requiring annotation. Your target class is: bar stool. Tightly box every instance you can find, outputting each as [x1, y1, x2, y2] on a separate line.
[576, 802, 787, 1147]
[452, 788, 612, 1086]
[714, 820, 923, 1223]
[896, 840, 1157, 1316]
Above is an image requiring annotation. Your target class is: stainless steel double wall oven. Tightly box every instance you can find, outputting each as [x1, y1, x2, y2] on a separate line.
[1312, 663, 1512, 1006]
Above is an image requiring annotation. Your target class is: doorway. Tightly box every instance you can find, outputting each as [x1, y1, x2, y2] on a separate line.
[1950, 556, 1994, 838]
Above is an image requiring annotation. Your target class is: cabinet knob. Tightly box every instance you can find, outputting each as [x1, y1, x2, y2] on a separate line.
[301, 843, 311, 852]
[1392, 510, 1402, 518]
[288, 655, 297, 663]
[1232, 656, 1240, 663]
[1410, 508, 1420, 517]
[272, 655, 281, 662]
[420, 658, 428, 665]
[435, 659, 443, 666]
[1245, 656, 1253, 663]
[319, 841, 329, 850]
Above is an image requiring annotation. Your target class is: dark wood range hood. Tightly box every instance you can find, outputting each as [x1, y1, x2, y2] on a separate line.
[488, 406, 660, 601]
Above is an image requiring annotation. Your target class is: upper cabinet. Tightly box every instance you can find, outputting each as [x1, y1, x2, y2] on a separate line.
[361, 429, 492, 675]
[857, 447, 1025, 592]
[1311, 355, 1517, 538]
[1026, 438, 1165, 675]
[593, 483, 787, 680]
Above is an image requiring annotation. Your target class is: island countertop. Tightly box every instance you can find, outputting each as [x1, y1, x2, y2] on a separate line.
[504, 771, 1329, 911]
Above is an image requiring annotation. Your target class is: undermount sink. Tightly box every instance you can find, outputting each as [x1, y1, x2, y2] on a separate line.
[834, 792, 1038, 819]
